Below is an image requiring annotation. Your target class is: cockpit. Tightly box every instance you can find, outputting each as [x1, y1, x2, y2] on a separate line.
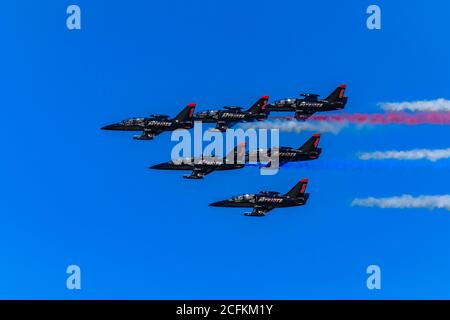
[202, 110, 219, 116]
[232, 194, 255, 201]
[273, 98, 296, 105]
[121, 118, 144, 125]
[172, 157, 193, 165]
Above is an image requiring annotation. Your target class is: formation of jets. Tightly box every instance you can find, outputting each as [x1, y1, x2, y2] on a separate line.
[101, 85, 348, 216]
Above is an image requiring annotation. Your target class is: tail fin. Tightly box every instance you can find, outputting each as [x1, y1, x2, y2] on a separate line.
[247, 96, 269, 114]
[225, 142, 246, 164]
[285, 178, 309, 198]
[174, 103, 196, 122]
[325, 84, 346, 102]
[298, 134, 321, 151]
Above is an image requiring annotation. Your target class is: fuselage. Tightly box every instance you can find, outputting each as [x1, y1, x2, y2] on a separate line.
[248, 147, 322, 163]
[101, 117, 193, 131]
[151, 157, 245, 171]
[268, 98, 346, 113]
[210, 193, 309, 208]
[194, 109, 267, 123]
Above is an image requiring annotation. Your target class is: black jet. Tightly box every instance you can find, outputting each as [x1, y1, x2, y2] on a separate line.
[267, 85, 347, 120]
[150, 143, 247, 179]
[248, 134, 322, 167]
[101, 103, 196, 140]
[210, 178, 310, 217]
[193, 96, 269, 132]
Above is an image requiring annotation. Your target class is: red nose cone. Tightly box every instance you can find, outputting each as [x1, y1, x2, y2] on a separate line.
[339, 84, 346, 89]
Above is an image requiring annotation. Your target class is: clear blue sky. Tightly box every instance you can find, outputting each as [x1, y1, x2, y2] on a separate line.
[1, 0, 450, 299]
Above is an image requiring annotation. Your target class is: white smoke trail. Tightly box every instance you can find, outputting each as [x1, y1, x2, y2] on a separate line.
[351, 195, 450, 211]
[240, 120, 348, 134]
[379, 98, 450, 112]
[358, 148, 450, 162]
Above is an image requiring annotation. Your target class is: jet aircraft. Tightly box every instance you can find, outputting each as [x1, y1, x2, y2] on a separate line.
[267, 85, 347, 120]
[209, 178, 310, 216]
[247, 134, 322, 167]
[150, 142, 247, 179]
[193, 96, 269, 132]
[101, 103, 196, 140]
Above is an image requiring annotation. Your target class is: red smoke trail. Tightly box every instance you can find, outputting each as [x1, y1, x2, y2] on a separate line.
[271, 112, 450, 125]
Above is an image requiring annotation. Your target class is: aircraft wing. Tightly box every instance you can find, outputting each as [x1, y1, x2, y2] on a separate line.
[244, 206, 274, 217]
[145, 128, 163, 136]
[214, 121, 237, 132]
[150, 161, 193, 171]
[133, 128, 163, 140]
[183, 167, 216, 179]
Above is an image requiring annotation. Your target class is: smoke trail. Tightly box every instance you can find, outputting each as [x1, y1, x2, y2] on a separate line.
[379, 98, 450, 112]
[270, 112, 450, 125]
[308, 112, 450, 124]
[240, 120, 348, 134]
[358, 148, 450, 162]
[351, 195, 450, 211]
[253, 112, 450, 133]
[251, 112, 450, 134]
[246, 159, 450, 171]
